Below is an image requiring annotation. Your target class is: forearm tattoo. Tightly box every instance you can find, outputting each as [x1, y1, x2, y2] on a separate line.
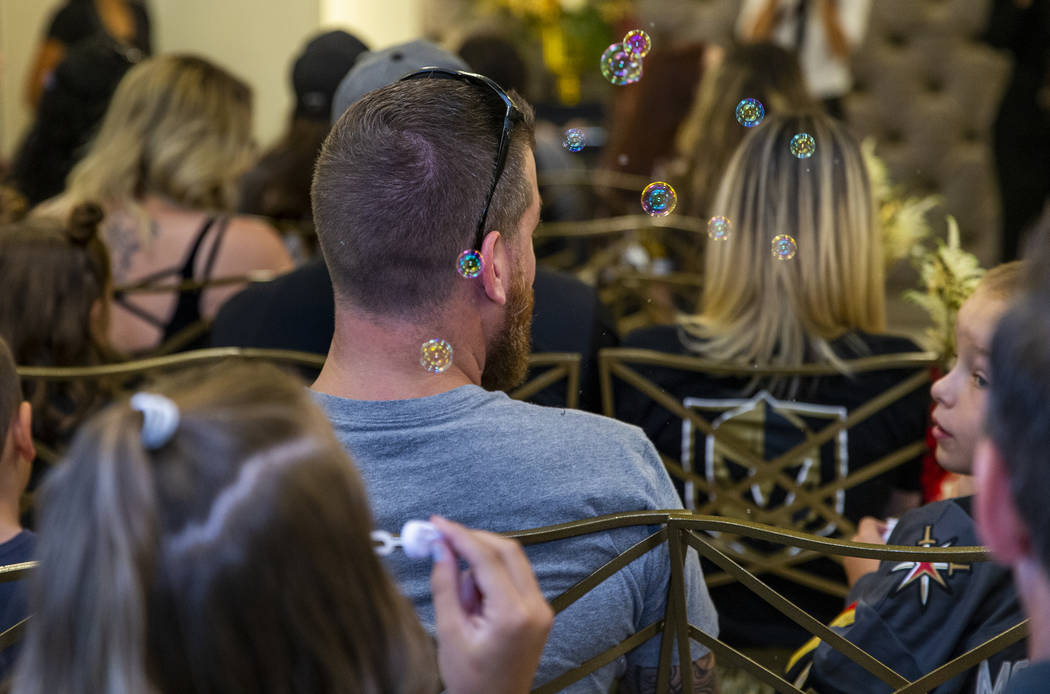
[623, 652, 718, 694]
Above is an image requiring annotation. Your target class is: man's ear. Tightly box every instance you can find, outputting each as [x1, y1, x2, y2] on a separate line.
[479, 230, 509, 306]
[975, 437, 1029, 563]
[12, 402, 34, 464]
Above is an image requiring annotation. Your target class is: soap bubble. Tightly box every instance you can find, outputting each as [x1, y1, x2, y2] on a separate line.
[790, 132, 816, 159]
[420, 339, 453, 374]
[600, 43, 643, 86]
[641, 181, 677, 217]
[735, 98, 765, 128]
[707, 216, 731, 241]
[622, 30, 652, 58]
[771, 234, 798, 260]
[456, 250, 483, 279]
[562, 127, 585, 152]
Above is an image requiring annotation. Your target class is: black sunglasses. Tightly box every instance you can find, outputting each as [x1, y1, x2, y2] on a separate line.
[399, 67, 523, 250]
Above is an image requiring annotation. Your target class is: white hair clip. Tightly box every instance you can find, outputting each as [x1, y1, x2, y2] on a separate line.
[371, 520, 442, 560]
[129, 392, 180, 450]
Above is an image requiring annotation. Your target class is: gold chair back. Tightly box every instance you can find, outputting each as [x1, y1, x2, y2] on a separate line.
[0, 515, 1024, 693]
[599, 347, 939, 598]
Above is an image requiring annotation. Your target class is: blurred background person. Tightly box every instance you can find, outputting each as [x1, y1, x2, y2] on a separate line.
[982, 0, 1050, 260]
[675, 42, 814, 222]
[42, 54, 292, 356]
[23, 0, 151, 110]
[238, 29, 368, 249]
[8, 35, 139, 207]
[737, 0, 871, 117]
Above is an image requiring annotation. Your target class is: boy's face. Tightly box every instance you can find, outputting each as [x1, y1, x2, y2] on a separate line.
[930, 290, 1007, 474]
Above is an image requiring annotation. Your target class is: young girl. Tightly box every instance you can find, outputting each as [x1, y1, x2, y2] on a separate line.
[0, 201, 115, 452]
[789, 262, 1029, 693]
[12, 362, 552, 694]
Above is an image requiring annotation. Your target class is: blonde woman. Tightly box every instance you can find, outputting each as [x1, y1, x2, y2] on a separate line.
[618, 112, 931, 649]
[46, 54, 293, 354]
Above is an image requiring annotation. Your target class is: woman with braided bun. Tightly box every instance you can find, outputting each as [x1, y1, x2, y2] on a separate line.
[12, 361, 552, 694]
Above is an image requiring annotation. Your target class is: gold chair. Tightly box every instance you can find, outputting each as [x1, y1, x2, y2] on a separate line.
[599, 347, 939, 600]
[507, 512, 1024, 693]
[0, 515, 1024, 693]
[19, 350, 582, 470]
[510, 353, 582, 410]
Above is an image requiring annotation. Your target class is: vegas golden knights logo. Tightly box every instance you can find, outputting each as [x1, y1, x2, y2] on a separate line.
[682, 391, 848, 546]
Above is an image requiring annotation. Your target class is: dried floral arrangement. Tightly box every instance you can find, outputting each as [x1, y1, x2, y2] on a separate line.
[863, 139, 984, 360]
[903, 216, 985, 360]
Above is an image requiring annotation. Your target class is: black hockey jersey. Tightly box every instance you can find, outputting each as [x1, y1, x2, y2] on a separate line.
[788, 497, 1028, 693]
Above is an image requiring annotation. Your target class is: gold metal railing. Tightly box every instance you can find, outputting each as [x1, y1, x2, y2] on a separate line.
[509, 353, 582, 410]
[506, 512, 1023, 693]
[0, 514, 1024, 693]
[599, 348, 940, 599]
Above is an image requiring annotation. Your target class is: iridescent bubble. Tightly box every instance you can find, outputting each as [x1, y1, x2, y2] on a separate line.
[735, 98, 765, 128]
[790, 132, 816, 159]
[771, 234, 798, 260]
[707, 215, 731, 241]
[456, 250, 484, 279]
[622, 30, 652, 58]
[641, 181, 677, 217]
[600, 43, 643, 86]
[562, 127, 585, 152]
[420, 339, 453, 374]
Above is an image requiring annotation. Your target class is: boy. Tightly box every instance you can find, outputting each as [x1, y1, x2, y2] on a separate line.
[787, 263, 1029, 693]
[0, 336, 35, 674]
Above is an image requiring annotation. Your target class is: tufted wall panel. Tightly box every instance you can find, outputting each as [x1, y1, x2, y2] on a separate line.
[846, 0, 1010, 265]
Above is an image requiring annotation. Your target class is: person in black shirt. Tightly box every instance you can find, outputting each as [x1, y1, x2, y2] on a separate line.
[239, 30, 368, 234]
[617, 112, 929, 648]
[24, 0, 150, 110]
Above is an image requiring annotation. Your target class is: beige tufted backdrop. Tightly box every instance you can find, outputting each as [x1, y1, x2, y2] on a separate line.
[845, 0, 1009, 266]
[646, 0, 1010, 267]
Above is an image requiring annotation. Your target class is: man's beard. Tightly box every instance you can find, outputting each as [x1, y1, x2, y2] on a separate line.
[481, 271, 534, 392]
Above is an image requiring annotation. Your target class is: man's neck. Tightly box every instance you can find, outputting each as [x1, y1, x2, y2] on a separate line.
[1015, 558, 1050, 663]
[0, 472, 24, 545]
[312, 306, 486, 401]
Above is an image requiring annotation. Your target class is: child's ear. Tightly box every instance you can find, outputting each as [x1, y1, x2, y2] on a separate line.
[975, 437, 1029, 563]
[12, 402, 34, 464]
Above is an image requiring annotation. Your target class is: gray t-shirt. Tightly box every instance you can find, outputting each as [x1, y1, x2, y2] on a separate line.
[315, 385, 718, 693]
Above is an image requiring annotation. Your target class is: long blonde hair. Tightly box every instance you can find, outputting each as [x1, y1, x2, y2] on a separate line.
[677, 43, 814, 219]
[683, 112, 885, 371]
[14, 362, 436, 694]
[64, 54, 254, 229]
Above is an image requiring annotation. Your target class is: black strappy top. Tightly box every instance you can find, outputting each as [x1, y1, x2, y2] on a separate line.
[113, 216, 229, 341]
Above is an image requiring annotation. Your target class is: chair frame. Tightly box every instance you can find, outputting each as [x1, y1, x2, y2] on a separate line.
[599, 347, 939, 597]
[0, 515, 1022, 691]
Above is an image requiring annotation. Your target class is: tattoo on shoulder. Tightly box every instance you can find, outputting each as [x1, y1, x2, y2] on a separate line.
[105, 217, 141, 281]
[623, 653, 718, 694]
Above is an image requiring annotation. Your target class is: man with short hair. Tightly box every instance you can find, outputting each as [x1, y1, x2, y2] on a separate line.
[310, 66, 718, 692]
[975, 244, 1050, 693]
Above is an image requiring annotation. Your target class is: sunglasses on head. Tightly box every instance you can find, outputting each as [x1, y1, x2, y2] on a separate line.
[399, 67, 523, 250]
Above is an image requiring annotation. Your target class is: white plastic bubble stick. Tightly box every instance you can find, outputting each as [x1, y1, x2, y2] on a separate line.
[371, 520, 442, 560]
